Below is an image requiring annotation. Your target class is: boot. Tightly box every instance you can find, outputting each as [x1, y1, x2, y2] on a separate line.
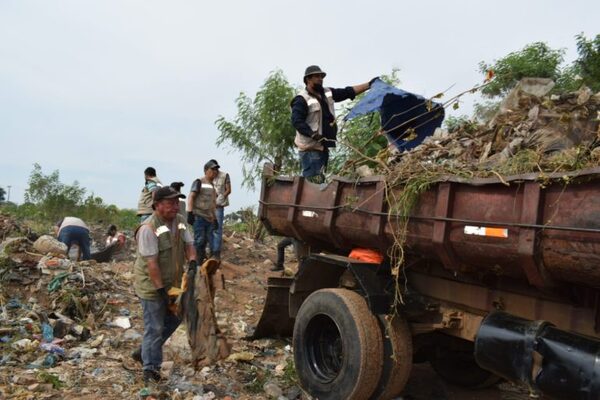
[143, 369, 161, 384]
[131, 346, 142, 365]
[270, 264, 284, 272]
[210, 251, 221, 261]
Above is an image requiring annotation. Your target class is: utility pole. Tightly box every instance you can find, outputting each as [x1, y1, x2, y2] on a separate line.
[7, 185, 11, 202]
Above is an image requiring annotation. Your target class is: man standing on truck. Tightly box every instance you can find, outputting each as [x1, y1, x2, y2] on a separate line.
[187, 160, 219, 261]
[132, 186, 196, 384]
[291, 65, 376, 183]
[207, 159, 231, 260]
[137, 167, 163, 223]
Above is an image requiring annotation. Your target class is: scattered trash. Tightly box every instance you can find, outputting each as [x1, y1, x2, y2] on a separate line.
[110, 316, 131, 329]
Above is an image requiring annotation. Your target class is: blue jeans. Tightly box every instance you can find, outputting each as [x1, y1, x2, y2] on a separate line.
[299, 150, 328, 183]
[193, 215, 215, 261]
[140, 298, 181, 372]
[58, 226, 91, 260]
[212, 207, 225, 253]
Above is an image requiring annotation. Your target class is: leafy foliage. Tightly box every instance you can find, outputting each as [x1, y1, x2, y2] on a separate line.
[0, 187, 5, 202]
[216, 69, 298, 189]
[444, 115, 478, 134]
[574, 33, 600, 92]
[479, 42, 565, 98]
[329, 69, 402, 173]
[2, 164, 137, 232]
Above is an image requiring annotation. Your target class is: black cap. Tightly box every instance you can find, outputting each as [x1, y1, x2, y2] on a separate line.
[170, 181, 185, 192]
[153, 186, 186, 204]
[204, 160, 220, 171]
[304, 65, 326, 79]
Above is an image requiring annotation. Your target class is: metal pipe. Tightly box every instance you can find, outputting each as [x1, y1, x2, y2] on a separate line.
[474, 312, 600, 400]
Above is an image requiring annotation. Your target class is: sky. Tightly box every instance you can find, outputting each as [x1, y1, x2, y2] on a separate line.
[0, 0, 598, 212]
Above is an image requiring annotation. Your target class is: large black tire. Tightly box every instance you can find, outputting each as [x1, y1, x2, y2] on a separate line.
[370, 314, 413, 400]
[293, 289, 383, 400]
[430, 347, 501, 389]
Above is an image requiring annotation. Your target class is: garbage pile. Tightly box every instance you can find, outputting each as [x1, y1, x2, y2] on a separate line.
[385, 79, 600, 183]
[0, 216, 306, 400]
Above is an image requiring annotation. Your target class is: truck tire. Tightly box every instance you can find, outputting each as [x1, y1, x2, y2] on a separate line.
[293, 288, 383, 400]
[370, 314, 413, 400]
[430, 348, 501, 388]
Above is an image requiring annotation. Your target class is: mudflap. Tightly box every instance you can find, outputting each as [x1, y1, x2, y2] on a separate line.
[251, 277, 295, 339]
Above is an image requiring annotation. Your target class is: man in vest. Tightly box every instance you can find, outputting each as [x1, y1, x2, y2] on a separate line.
[187, 160, 219, 262]
[133, 186, 196, 383]
[137, 167, 163, 223]
[207, 159, 231, 260]
[291, 65, 377, 183]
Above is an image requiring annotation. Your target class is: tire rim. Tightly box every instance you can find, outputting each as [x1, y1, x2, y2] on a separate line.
[304, 313, 343, 383]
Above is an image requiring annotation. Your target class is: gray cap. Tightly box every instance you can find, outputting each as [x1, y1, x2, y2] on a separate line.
[204, 160, 220, 171]
[304, 65, 326, 78]
[153, 186, 186, 203]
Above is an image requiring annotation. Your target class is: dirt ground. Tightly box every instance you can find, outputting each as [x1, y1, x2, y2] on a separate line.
[0, 226, 532, 400]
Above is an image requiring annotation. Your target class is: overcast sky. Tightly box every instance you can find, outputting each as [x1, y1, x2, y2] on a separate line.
[1, 1, 598, 212]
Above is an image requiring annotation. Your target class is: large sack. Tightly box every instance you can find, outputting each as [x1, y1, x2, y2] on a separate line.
[33, 235, 67, 255]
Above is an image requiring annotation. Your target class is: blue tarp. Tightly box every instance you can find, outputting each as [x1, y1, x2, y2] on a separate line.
[345, 79, 445, 152]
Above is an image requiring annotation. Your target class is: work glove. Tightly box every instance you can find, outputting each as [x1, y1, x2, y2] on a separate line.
[187, 212, 195, 225]
[188, 259, 198, 272]
[212, 219, 219, 231]
[311, 132, 323, 142]
[156, 287, 170, 309]
[369, 77, 380, 88]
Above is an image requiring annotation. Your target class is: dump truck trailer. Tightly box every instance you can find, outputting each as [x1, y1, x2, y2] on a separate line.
[255, 164, 600, 400]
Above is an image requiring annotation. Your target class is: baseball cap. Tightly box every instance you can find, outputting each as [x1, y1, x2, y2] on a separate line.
[153, 186, 186, 203]
[204, 160, 220, 171]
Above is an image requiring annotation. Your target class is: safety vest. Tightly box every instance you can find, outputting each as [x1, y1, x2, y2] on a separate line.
[192, 178, 216, 220]
[213, 171, 230, 207]
[137, 177, 163, 215]
[294, 88, 336, 151]
[133, 213, 188, 300]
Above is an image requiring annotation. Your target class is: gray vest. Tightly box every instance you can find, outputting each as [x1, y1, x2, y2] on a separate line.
[294, 88, 335, 151]
[192, 178, 216, 220]
[213, 171, 230, 207]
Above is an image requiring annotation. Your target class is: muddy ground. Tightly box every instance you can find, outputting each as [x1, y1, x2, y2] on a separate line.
[0, 225, 532, 400]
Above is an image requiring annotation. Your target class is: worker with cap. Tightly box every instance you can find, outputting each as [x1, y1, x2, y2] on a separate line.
[170, 181, 187, 218]
[132, 186, 197, 384]
[207, 159, 231, 260]
[291, 65, 377, 183]
[187, 160, 219, 262]
[137, 167, 163, 223]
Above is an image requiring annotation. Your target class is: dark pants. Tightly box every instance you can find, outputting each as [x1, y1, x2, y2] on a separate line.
[276, 237, 296, 268]
[193, 215, 216, 262]
[299, 150, 328, 183]
[58, 226, 91, 260]
[140, 298, 181, 372]
[213, 206, 225, 253]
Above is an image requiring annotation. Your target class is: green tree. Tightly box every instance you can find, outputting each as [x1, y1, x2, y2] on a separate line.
[574, 33, 600, 92]
[0, 187, 5, 202]
[479, 42, 565, 98]
[216, 69, 298, 189]
[24, 163, 85, 221]
[329, 69, 402, 173]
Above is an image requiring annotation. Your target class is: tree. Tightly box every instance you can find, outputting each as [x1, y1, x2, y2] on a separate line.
[0, 187, 5, 202]
[216, 69, 298, 189]
[24, 163, 85, 221]
[479, 42, 565, 98]
[574, 33, 600, 92]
